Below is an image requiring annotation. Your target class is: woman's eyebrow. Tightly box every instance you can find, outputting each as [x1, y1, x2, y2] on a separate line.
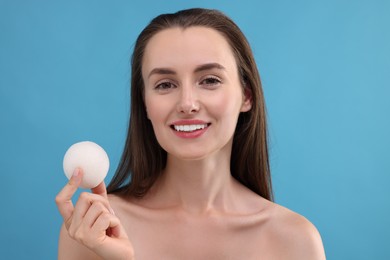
[148, 68, 176, 79]
[148, 63, 226, 79]
[194, 63, 226, 73]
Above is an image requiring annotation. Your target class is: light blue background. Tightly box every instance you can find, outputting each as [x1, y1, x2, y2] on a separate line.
[1, 0, 389, 259]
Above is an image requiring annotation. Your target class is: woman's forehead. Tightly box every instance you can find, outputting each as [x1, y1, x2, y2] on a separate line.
[142, 27, 237, 74]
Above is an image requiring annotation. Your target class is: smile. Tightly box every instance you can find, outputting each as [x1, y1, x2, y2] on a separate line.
[172, 124, 209, 132]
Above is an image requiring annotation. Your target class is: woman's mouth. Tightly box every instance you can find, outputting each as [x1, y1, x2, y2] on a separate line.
[170, 121, 211, 138]
[172, 124, 209, 132]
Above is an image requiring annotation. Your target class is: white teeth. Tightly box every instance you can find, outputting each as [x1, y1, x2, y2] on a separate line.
[173, 124, 208, 132]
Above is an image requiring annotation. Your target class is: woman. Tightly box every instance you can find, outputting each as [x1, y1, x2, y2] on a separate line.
[56, 8, 325, 259]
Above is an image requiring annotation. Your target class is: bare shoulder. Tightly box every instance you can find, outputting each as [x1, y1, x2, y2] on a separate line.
[107, 193, 135, 221]
[260, 202, 326, 259]
[107, 193, 140, 215]
[107, 193, 127, 209]
[107, 193, 145, 230]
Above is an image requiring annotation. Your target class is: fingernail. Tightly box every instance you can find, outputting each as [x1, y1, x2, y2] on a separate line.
[73, 168, 80, 177]
[68, 168, 80, 185]
[109, 207, 115, 215]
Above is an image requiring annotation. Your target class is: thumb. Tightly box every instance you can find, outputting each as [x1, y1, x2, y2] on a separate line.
[91, 181, 108, 199]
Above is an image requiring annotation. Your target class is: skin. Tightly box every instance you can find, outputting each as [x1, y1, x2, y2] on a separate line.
[56, 27, 326, 259]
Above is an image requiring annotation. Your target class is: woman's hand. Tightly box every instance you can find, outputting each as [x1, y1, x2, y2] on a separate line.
[56, 169, 134, 260]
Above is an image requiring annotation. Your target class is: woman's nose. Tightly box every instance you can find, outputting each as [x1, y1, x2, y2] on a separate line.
[176, 86, 200, 114]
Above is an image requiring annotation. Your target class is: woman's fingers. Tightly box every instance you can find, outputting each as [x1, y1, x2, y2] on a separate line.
[70, 192, 114, 234]
[91, 181, 108, 199]
[92, 212, 120, 238]
[69, 201, 110, 246]
[55, 168, 83, 223]
[56, 169, 134, 259]
[90, 212, 133, 257]
[82, 201, 110, 230]
[70, 202, 125, 248]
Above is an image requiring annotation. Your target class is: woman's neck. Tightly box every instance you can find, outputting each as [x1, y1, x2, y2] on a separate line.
[151, 152, 238, 214]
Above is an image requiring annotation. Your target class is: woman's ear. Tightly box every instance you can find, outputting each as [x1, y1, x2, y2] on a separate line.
[240, 87, 252, 112]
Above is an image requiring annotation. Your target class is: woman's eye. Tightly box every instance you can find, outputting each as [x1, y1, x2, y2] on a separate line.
[155, 82, 175, 91]
[200, 77, 221, 87]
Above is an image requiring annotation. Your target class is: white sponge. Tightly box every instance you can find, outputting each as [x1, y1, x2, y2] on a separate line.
[63, 141, 109, 189]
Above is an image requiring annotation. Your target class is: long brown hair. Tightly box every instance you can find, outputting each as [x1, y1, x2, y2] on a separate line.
[107, 8, 273, 201]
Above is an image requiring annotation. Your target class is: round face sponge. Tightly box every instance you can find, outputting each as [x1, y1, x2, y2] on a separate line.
[63, 141, 109, 189]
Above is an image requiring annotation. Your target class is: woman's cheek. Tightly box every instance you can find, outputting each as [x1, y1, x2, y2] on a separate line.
[208, 91, 241, 117]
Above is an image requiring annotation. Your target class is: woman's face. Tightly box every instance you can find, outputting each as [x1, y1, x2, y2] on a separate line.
[142, 26, 251, 160]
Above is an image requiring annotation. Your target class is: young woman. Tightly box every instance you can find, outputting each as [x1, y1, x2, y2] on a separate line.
[56, 8, 325, 259]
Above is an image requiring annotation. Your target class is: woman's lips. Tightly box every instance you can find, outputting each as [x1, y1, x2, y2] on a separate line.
[170, 120, 211, 138]
[172, 123, 208, 132]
